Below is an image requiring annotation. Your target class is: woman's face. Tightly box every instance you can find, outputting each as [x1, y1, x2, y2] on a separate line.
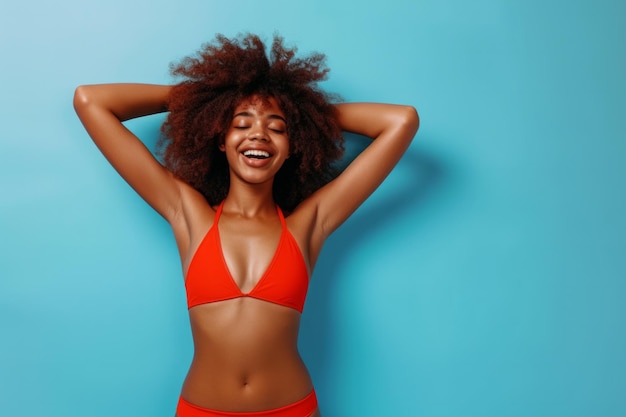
[220, 96, 290, 186]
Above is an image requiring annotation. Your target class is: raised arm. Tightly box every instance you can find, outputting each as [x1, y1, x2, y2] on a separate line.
[312, 102, 419, 238]
[73, 83, 182, 221]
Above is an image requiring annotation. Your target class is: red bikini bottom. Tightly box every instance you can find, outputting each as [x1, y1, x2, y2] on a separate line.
[176, 390, 317, 417]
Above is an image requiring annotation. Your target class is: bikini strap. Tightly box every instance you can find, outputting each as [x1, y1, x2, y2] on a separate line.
[213, 200, 225, 226]
[276, 205, 287, 228]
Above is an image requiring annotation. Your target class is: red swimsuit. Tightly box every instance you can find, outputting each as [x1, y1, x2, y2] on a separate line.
[178, 201, 317, 417]
[185, 201, 310, 313]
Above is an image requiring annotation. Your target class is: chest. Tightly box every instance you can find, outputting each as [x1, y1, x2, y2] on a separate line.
[217, 216, 283, 292]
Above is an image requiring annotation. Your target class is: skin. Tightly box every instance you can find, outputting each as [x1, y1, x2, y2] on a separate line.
[73, 83, 419, 415]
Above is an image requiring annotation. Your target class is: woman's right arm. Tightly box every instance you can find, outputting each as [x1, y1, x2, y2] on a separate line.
[73, 83, 182, 221]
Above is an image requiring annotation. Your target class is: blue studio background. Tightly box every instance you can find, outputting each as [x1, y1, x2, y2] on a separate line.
[1, 1, 625, 416]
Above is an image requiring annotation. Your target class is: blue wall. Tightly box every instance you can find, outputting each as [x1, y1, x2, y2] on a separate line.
[1, 1, 625, 416]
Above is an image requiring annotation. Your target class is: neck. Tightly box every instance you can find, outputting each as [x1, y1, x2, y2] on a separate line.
[223, 178, 276, 218]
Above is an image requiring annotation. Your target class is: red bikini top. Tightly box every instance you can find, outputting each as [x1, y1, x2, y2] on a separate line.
[185, 201, 310, 313]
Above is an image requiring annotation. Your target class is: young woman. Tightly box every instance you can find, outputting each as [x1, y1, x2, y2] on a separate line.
[74, 34, 418, 417]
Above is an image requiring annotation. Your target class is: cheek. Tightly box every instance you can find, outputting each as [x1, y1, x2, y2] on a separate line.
[220, 131, 240, 152]
[282, 137, 291, 157]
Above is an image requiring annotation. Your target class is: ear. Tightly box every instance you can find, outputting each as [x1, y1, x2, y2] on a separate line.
[219, 142, 225, 152]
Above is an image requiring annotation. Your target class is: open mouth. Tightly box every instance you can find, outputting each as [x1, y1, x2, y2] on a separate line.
[242, 149, 271, 159]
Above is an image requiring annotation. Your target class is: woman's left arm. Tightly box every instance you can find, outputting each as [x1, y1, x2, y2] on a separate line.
[312, 102, 419, 238]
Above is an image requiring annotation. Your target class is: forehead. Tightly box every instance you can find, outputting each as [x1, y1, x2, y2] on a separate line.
[233, 95, 285, 117]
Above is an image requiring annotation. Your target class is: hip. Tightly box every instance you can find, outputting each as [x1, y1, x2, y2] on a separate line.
[176, 390, 319, 417]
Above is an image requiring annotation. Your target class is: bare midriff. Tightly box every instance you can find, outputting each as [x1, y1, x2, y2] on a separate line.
[180, 297, 314, 412]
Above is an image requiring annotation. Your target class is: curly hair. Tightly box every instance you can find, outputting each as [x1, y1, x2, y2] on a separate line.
[158, 33, 344, 212]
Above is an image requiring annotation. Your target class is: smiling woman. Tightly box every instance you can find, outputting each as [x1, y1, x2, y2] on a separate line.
[160, 34, 345, 214]
[73, 33, 418, 417]
[220, 97, 291, 186]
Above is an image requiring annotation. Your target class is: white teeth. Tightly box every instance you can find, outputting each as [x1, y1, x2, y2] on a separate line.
[243, 150, 270, 158]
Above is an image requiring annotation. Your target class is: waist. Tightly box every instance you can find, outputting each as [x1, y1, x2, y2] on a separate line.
[181, 358, 313, 412]
[183, 298, 311, 409]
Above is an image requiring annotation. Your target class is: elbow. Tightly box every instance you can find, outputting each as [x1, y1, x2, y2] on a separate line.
[73, 85, 93, 113]
[399, 105, 420, 136]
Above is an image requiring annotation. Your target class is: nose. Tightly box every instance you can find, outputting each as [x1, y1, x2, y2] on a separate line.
[248, 125, 269, 142]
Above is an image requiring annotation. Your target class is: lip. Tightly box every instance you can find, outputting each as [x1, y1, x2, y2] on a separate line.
[240, 153, 273, 168]
[239, 147, 274, 168]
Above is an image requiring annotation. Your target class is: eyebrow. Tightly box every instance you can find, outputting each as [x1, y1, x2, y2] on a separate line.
[233, 111, 286, 122]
